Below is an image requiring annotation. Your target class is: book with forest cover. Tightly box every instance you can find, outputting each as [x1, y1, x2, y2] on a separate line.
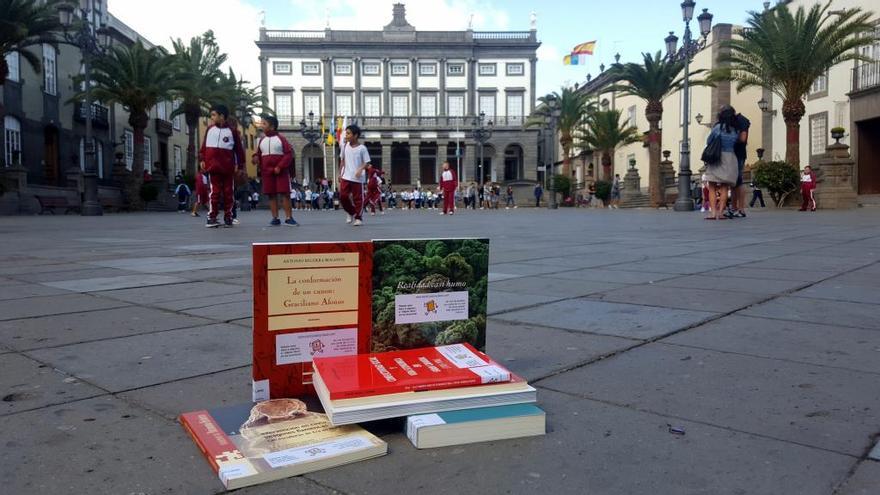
[370, 239, 489, 353]
[252, 242, 373, 400]
[179, 401, 386, 490]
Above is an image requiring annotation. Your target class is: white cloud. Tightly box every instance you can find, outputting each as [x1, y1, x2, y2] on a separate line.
[108, 0, 263, 88]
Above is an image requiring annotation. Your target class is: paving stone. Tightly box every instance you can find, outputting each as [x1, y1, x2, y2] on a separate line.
[0, 262, 92, 276]
[0, 396, 220, 494]
[41, 274, 188, 293]
[182, 300, 252, 321]
[307, 389, 853, 495]
[488, 290, 564, 315]
[97, 281, 247, 305]
[746, 254, 871, 273]
[835, 461, 880, 495]
[539, 343, 880, 456]
[488, 271, 524, 282]
[544, 267, 678, 284]
[0, 306, 212, 351]
[0, 283, 71, 301]
[495, 299, 717, 340]
[790, 280, 880, 305]
[88, 256, 250, 273]
[822, 270, 880, 289]
[711, 266, 838, 283]
[491, 276, 627, 298]
[152, 290, 252, 311]
[653, 274, 809, 295]
[0, 353, 105, 415]
[487, 261, 569, 277]
[0, 294, 128, 321]
[662, 315, 880, 375]
[609, 259, 743, 275]
[26, 324, 250, 393]
[10, 267, 137, 283]
[739, 296, 880, 330]
[590, 285, 770, 313]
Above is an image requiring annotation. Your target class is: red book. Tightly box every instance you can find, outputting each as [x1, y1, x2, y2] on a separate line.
[312, 343, 511, 400]
[252, 242, 373, 399]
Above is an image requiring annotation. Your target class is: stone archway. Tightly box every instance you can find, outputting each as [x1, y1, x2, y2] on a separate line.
[301, 143, 323, 184]
[474, 144, 495, 183]
[503, 144, 524, 181]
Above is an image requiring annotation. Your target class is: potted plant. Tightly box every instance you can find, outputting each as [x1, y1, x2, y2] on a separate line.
[830, 127, 845, 143]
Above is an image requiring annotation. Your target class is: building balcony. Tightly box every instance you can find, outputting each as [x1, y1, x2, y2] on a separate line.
[277, 115, 528, 133]
[73, 102, 109, 128]
[852, 61, 880, 94]
[155, 119, 173, 136]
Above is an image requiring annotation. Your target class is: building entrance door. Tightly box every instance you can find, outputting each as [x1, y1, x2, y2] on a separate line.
[391, 143, 411, 185]
[857, 117, 880, 195]
[43, 126, 60, 185]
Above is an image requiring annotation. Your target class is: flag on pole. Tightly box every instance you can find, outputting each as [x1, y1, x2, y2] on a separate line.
[563, 54, 582, 66]
[339, 116, 349, 145]
[572, 41, 596, 55]
[327, 116, 335, 145]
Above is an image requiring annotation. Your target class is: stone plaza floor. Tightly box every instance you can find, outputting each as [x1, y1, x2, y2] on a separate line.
[1, 206, 879, 494]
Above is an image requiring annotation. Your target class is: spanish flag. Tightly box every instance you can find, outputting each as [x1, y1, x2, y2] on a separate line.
[572, 41, 596, 55]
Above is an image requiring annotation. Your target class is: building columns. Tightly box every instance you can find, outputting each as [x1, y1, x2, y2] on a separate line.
[354, 57, 362, 116]
[467, 58, 476, 116]
[410, 141, 421, 186]
[410, 57, 418, 117]
[439, 58, 447, 117]
[322, 57, 333, 117]
[529, 57, 537, 113]
[382, 58, 390, 116]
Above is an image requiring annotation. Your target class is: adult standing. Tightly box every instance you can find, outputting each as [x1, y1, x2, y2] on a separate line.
[703, 106, 742, 220]
[610, 174, 621, 209]
[534, 182, 543, 207]
[439, 161, 458, 215]
[729, 110, 751, 218]
[338, 125, 370, 226]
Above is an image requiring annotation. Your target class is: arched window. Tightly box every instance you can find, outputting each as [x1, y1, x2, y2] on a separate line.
[4, 116, 22, 167]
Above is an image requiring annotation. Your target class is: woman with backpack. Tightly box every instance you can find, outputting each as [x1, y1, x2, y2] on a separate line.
[702, 106, 744, 220]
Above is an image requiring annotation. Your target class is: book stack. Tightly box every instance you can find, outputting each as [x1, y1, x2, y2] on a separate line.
[311, 343, 540, 427]
[406, 404, 546, 449]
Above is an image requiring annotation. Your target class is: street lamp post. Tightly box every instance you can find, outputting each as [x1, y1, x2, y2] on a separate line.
[58, 1, 112, 216]
[665, 1, 713, 212]
[299, 111, 321, 183]
[546, 99, 561, 209]
[471, 111, 493, 186]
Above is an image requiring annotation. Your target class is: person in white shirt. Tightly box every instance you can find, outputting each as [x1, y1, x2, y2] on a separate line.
[338, 125, 370, 226]
[304, 188, 313, 210]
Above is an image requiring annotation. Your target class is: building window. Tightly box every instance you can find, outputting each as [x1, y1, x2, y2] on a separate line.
[447, 95, 465, 117]
[506, 63, 524, 76]
[274, 92, 292, 122]
[362, 62, 380, 76]
[303, 94, 321, 117]
[506, 94, 523, 124]
[363, 95, 381, 117]
[4, 116, 21, 167]
[123, 130, 134, 169]
[143, 136, 152, 172]
[42, 44, 57, 96]
[173, 145, 182, 176]
[5, 52, 20, 82]
[334, 62, 352, 75]
[335, 94, 353, 116]
[392, 95, 408, 116]
[302, 62, 320, 75]
[809, 72, 828, 96]
[419, 63, 436, 76]
[420, 95, 436, 117]
[273, 61, 292, 75]
[156, 101, 167, 121]
[447, 63, 464, 76]
[391, 63, 409, 76]
[809, 113, 827, 156]
[478, 63, 497, 76]
[627, 105, 637, 128]
[479, 94, 495, 118]
[172, 100, 182, 131]
[79, 138, 104, 178]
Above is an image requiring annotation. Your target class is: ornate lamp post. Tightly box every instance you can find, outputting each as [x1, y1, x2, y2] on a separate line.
[546, 99, 562, 209]
[58, 1, 112, 216]
[471, 111, 493, 185]
[299, 111, 321, 182]
[665, 0, 712, 212]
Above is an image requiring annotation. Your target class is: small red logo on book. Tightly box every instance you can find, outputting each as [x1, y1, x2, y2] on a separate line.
[309, 339, 325, 355]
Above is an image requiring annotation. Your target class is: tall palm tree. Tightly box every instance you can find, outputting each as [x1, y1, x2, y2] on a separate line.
[169, 31, 227, 176]
[711, 1, 875, 167]
[0, 0, 62, 87]
[607, 52, 698, 207]
[526, 86, 592, 177]
[576, 109, 641, 181]
[81, 41, 176, 201]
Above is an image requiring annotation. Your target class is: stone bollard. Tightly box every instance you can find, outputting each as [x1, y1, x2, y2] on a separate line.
[812, 142, 857, 209]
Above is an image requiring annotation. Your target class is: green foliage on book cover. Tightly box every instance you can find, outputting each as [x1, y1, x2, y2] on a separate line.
[372, 239, 489, 352]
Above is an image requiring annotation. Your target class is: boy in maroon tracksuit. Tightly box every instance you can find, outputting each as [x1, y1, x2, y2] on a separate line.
[200, 104, 245, 228]
[439, 161, 458, 215]
[365, 164, 384, 216]
[799, 165, 818, 211]
[255, 115, 298, 226]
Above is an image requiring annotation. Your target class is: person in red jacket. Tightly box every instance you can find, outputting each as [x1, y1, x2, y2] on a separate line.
[799, 165, 818, 211]
[200, 104, 245, 227]
[255, 115, 298, 226]
[439, 161, 458, 215]
[191, 164, 209, 217]
[364, 164, 384, 216]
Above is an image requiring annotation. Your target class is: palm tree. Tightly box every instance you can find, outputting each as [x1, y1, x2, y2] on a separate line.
[0, 0, 62, 87]
[526, 86, 592, 177]
[577, 109, 641, 181]
[169, 31, 227, 176]
[711, 2, 875, 167]
[607, 52, 698, 207]
[81, 41, 176, 203]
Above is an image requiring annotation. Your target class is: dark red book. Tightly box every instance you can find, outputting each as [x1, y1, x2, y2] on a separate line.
[252, 242, 373, 399]
[312, 343, 511, 400]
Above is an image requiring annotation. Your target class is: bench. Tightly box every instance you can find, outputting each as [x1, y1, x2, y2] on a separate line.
[35, 195, 80, 215]
[100, 195, 129, 213]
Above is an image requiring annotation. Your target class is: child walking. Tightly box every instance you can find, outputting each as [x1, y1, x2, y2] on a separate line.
[799, 166, 817, 211]
[254, 115, 298, 226]
[338, 124, 370, 226]
[439, 161, 458, 215]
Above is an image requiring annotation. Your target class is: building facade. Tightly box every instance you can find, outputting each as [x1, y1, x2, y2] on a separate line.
[256, 3, 541, 190]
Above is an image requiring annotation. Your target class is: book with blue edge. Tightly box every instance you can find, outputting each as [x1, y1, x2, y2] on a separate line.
[405, 404, 546, 449]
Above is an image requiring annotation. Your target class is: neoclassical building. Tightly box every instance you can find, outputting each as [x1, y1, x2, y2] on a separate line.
[256, 3, 541, 188]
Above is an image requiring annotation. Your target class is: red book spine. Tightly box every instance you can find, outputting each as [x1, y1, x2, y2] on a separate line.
[179, 411, 237, 474]
[328, 375, 483, 400]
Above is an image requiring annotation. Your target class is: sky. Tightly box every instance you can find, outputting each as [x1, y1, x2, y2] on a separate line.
[109, 0, 768, 101]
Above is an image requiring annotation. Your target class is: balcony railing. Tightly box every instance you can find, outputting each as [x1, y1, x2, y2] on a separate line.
[155, 119, 173, 136]
[472, 31, 533, 40]
[73, 102, 109, 128]
[853, 61, 880, 93]
[260, 29, 536, 43]
[276, 115, 527, 131]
